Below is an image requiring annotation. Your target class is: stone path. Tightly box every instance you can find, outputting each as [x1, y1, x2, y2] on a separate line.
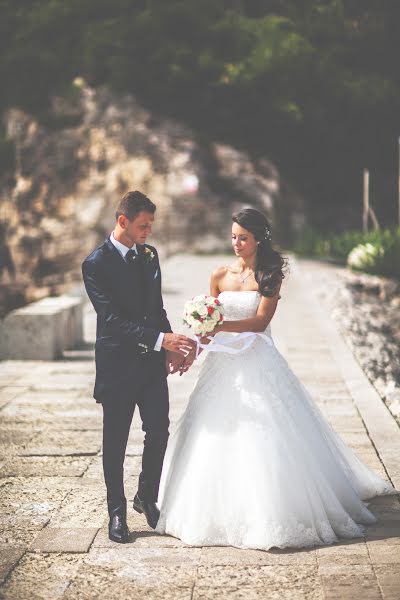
[0, 254, 399, 600]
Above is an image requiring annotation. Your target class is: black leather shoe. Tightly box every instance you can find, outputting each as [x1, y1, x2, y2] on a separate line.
[108, 508, 130, 543]
[133, 493, 160, 529]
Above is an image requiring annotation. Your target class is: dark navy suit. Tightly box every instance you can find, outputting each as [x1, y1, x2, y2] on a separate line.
[82, 237, 172, 511]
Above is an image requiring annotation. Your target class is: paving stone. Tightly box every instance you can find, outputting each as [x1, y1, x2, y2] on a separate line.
[374, 565, 400, 598]
[49, 484, 107, 528]
[21, 429, 101, 456]
[339, 432, 374, 448]
[367, 543, 400, 564]
[367, 495, 400, 521]
[317, 563, 374, 576]
[319, 575, 382, 600]
[0, 477, 71, 526]
[0, 524, 49, 547]
[200, 546, 317, 566]
[196, 564, 318, 590]
[29, 527, 99, 553]
[0, 426, 38, 457]
[64, 565, 193, 600]
[0, 375, 22, 387]
[0, 456, 92, 477]
[78, 547, 200, 588]
[194, 588, 320, 600]
[0, 543, 25, 584]
[0, 427, 38, 446]
[13, 372, 91, 388]
[1, 401, 101, 430]
[8, 388, 88, 403]
[316, 542, 370, 565]
[326, 416, 365, 432]
[365, 520, 400, 542]
[0, 553, 83, 600]
[0, 386, 27, 410]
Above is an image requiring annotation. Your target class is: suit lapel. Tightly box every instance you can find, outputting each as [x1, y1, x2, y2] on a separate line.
[137, 245, 158, 309]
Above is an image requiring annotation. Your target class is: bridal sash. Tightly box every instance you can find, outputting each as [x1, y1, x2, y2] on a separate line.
[196, 331, 274, 357]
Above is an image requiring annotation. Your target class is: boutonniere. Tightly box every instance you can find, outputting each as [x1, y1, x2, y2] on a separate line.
[143, 246, 156, 263]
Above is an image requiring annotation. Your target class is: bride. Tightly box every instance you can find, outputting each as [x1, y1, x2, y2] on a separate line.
[156, 208, 395, 550]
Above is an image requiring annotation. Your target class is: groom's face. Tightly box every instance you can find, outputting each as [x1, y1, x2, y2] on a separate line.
[122, 211, 155, 245]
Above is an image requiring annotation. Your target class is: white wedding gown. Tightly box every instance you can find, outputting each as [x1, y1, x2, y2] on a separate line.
[156, 291, 395, 550]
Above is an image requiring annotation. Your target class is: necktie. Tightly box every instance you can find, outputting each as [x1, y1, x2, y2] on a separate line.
[125, 248, 147, 308]
[125, 248, 138, 264]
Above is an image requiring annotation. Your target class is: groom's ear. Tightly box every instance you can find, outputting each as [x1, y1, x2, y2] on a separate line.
[117, 214, 130, 229]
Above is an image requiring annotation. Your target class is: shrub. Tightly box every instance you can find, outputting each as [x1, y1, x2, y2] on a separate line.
[294, 228, 400, 279]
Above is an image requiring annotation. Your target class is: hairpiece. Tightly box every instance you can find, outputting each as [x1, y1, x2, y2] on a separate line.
[264, 226, 271, 241]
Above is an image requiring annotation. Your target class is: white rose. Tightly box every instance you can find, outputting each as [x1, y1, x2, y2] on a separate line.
[192, 322, 204, 335]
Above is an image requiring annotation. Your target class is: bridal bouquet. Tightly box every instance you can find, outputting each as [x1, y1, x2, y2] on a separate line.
[183, 295, 224, 336]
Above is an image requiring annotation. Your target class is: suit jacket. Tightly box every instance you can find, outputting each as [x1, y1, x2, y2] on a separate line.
[82, 237, 172, 402]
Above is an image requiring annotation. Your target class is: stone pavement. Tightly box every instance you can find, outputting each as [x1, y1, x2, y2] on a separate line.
[0, 254, 399, 600]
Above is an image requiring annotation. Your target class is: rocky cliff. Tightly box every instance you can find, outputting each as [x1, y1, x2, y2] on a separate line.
[0, 80, 304, 313]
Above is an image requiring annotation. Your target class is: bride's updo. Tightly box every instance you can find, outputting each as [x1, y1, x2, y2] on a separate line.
[232, 208, 288, 297]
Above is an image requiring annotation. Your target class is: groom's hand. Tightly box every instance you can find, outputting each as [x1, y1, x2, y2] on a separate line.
[179, 347, 197, 376]
[162, 333, 195, 357]
[165, 351, 184, 376]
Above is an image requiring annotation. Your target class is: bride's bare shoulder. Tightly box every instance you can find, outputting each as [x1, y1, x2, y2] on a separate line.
[210, 266, 231, 295]
[210, 265, 234, 284]
[211, 265, 228, 277]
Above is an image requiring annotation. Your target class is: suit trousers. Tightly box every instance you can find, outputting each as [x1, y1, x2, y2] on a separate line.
[102, 355, 169, 513]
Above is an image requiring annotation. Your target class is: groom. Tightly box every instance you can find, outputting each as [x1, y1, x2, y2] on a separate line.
[82, 191, 195, 543]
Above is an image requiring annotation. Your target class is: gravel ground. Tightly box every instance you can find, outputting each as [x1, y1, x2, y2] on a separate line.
[297, 257, 400, 425]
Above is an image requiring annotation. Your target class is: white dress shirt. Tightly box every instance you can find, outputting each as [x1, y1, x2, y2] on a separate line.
[110, 232, 164, 351]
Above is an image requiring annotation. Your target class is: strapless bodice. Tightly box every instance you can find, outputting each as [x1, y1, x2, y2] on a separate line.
[218, 290, 271, 334]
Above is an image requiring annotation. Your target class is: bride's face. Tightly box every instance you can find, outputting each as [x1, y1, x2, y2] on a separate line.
[232, 223, 258, 259]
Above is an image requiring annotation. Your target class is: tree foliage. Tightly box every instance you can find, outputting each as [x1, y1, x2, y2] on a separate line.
[1, 0, 400, 229]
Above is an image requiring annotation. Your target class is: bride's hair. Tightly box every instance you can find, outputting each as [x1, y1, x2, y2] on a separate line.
[232, 208, 288, 297]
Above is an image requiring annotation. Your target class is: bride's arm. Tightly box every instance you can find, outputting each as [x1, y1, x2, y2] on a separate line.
[216, 283, 282, 334]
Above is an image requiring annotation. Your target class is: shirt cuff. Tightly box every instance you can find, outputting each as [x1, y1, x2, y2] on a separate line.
[154, 332, 164, 352]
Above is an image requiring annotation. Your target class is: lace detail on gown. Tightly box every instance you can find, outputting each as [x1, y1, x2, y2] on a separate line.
[156, 291, 395, 550]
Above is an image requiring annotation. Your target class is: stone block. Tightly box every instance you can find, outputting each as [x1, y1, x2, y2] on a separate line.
[0, 456, 92, 478]
[367, 543, 400, 564]
[0, 553, 83, 599]
[0, 543, 25, 584]
[0, 295, 83, 360]
[64, 563, 193, 600]
[316, 542, 370, 565]
[365, 520, 400, 542]
[200, 546, 317, 566]
[21, 429, 101, 456]
[29, 527, 98, 553]
[196, 564, 318, 590]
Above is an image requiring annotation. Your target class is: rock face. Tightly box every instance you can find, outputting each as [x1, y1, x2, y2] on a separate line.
[0, 80, 305, 311]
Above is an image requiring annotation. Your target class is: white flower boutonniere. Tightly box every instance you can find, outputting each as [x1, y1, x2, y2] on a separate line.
[144, 246, 156, 263]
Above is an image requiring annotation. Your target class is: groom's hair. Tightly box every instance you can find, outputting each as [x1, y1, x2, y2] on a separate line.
[115, 191, 156, 221]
